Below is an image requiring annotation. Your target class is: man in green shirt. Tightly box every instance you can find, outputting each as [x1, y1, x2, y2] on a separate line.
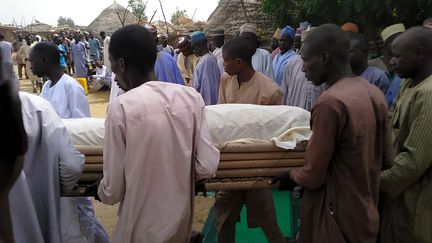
[380, 26, 432, 242]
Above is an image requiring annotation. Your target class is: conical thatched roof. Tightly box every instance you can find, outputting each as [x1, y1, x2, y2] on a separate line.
[205, 0, 273, 37]
[88, 1, 137, 34]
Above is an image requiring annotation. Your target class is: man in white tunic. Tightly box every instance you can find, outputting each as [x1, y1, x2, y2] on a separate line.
[97, 25, 220, 243]
[29, 41, 109, 243]
[9, 92, 84, 243]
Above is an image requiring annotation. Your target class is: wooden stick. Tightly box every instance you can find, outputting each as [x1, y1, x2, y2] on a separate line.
[84, 164, 103, 173]
[84, 156, 103, 164]
[218, 159, 304, 169]
[205, 179, 276, 191]
[217, 142, 307, 153]
[215, 167, 296, 178]
[220, 151, 305, 161]
[76, 145, 103, 155]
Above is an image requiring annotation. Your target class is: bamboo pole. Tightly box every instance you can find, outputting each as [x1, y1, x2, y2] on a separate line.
[76, 146, 103, 155]
[220, 151, 305, 161]
[218, 159, 304, 170]
[84, 164, 103, 173]
[205, 179, 276, 191]
[217, 142, 307, 153]
[84, 156, 103, 164]
[215, 167, 295, 178]
[158, 0, 169, 35]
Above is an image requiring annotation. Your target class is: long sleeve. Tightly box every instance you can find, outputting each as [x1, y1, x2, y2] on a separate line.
[265, 53, 274, 80]
[195, 109, 219, 181]
[98, 102, 126, 205]
[381, 89, 432, 198]
[57, 122, 85, 192]
[67, 83, 90, 118]
[281, 64, 292, 105]
[290, 99, 342, 189]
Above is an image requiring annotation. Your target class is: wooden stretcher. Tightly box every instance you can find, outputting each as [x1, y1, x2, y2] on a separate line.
[62, 141, 306, 197]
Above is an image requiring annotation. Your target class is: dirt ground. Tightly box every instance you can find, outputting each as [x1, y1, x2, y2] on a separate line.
[18, 77, 214, 238]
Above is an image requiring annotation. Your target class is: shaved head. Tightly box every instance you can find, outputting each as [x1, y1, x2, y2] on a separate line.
[390, 26, 432, 79]
[300, 23, 351, 85]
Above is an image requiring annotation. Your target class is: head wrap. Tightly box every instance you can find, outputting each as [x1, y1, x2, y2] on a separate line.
[281, 25, 295, 40]
[381, 23, 405, 42]
[239, 23, 258, 36]
[341, 22, 359, 33]
[190, 31, 207, 46]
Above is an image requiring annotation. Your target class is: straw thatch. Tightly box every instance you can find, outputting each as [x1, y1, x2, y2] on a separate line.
[205, 0, 273, 37]
[88, 1, 138, 35]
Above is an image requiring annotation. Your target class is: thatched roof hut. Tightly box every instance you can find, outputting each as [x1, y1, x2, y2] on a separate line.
[205, 0, 273, 37]
[23, 20, 52, 32]
[88, 1, 137, 35]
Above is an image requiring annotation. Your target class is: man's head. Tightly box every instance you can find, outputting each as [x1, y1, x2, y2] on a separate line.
[100, 31, 106, 40]
[109, 25, 157, 91]
[211, 29, 225, 48]
[279, 25, 295, 54]
[190, 31, 208, 56]
[46, 35, 52, 42]
[271, 28, 281, 51]
[222, 37, 255, 76]
[348, 32, 369, 73]
[300, 23, 351, 86]
[239, 23, 259, 49]
[25, 37, 31, 46]
[29, 41, 61, 77]
[89, 33, 94, 39]
[381, 23, 405, 73]
[95, 60, 103, 68]
[53, 36, 62, 45]
[159, 34, 168, 47]
[17, 34, 23, 41]
[144, 24, 158, 43]
[0, 33, 4, 41]
[390, 26, 432, 79]
[177, 36, 193, 56]
[74, 35, 81, 43]
[423, 17, 432, 29]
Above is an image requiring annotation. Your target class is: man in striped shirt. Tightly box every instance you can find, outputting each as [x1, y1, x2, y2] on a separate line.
[380, 26, 432, 242]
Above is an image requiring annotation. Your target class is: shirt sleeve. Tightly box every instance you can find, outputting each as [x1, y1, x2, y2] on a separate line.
[381, 89, 432, 198]
[98, 102, 126, 204]
[195, 107, 220, 181]
[269, 88, 283, 105]
[68, 83, 90, 118]
[290, 98, 343, 189]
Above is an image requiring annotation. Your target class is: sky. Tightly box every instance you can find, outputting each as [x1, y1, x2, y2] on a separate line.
[0, 0, 219, 27]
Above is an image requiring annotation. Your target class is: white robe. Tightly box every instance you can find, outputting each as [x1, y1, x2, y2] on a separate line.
[99, 81, 220, 243]
[10, 92, 84, 243]
[252, 48, 274, 80]
[40, 74, 90, 118]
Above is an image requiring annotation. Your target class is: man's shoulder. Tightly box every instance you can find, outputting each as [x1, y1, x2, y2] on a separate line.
[19, 91, 55, 114]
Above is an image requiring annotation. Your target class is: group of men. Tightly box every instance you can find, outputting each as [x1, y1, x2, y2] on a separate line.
[1, 15, 432, 243]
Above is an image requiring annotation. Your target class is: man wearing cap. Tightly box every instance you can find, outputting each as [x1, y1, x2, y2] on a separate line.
[239, 23, 274, 79]
[381, 24, 405, 110]
[145, 24, 184, 85]
[271, 28, 281, 59]
[158, 33, 174, 56]
[211, 29, 225, 75]
[177, 36, 199, 86]
[272, 25, 297, 86]
[281, 27, 326, 111]
[190, 31, 220, 105]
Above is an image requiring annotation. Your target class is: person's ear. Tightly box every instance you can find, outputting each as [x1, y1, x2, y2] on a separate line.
[118, 57, 126, 73]
[416, 45, 425, 60]
[322, 51, 330, 65]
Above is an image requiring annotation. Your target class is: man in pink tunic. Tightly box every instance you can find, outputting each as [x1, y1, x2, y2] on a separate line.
[97, 25, 220, 243]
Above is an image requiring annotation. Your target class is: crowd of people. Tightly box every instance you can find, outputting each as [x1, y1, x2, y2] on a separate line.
[0, 15, 432, 243]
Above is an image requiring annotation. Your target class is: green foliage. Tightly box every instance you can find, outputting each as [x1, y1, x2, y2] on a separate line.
[170, 8, 189, 25]
[261, 0, 432, 37]
[128, 0, 147, 23]
[57, 16, 75, 27]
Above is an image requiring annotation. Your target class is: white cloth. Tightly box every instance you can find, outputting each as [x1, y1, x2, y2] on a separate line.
[10, 92, 84, 243]
[65, 104, 311, 149]
[206, 104, 310, 145]
[213, 47, 225, 75]
[98, 81, 219, 242]
[90, 65, 111, 87]
[103, 36, 111, 69]
[252, 48, 274, 80]
[40, 74, 90, 119]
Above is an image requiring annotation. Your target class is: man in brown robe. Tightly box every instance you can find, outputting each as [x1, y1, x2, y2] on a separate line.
[288, 24, 393, 243]
[215, 37, 285, 243]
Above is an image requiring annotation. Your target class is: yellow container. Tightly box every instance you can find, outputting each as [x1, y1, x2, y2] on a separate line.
[75, 78, 89, 95]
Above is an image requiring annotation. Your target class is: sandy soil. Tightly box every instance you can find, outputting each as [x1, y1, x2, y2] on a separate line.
[18, 77, 214, 238]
